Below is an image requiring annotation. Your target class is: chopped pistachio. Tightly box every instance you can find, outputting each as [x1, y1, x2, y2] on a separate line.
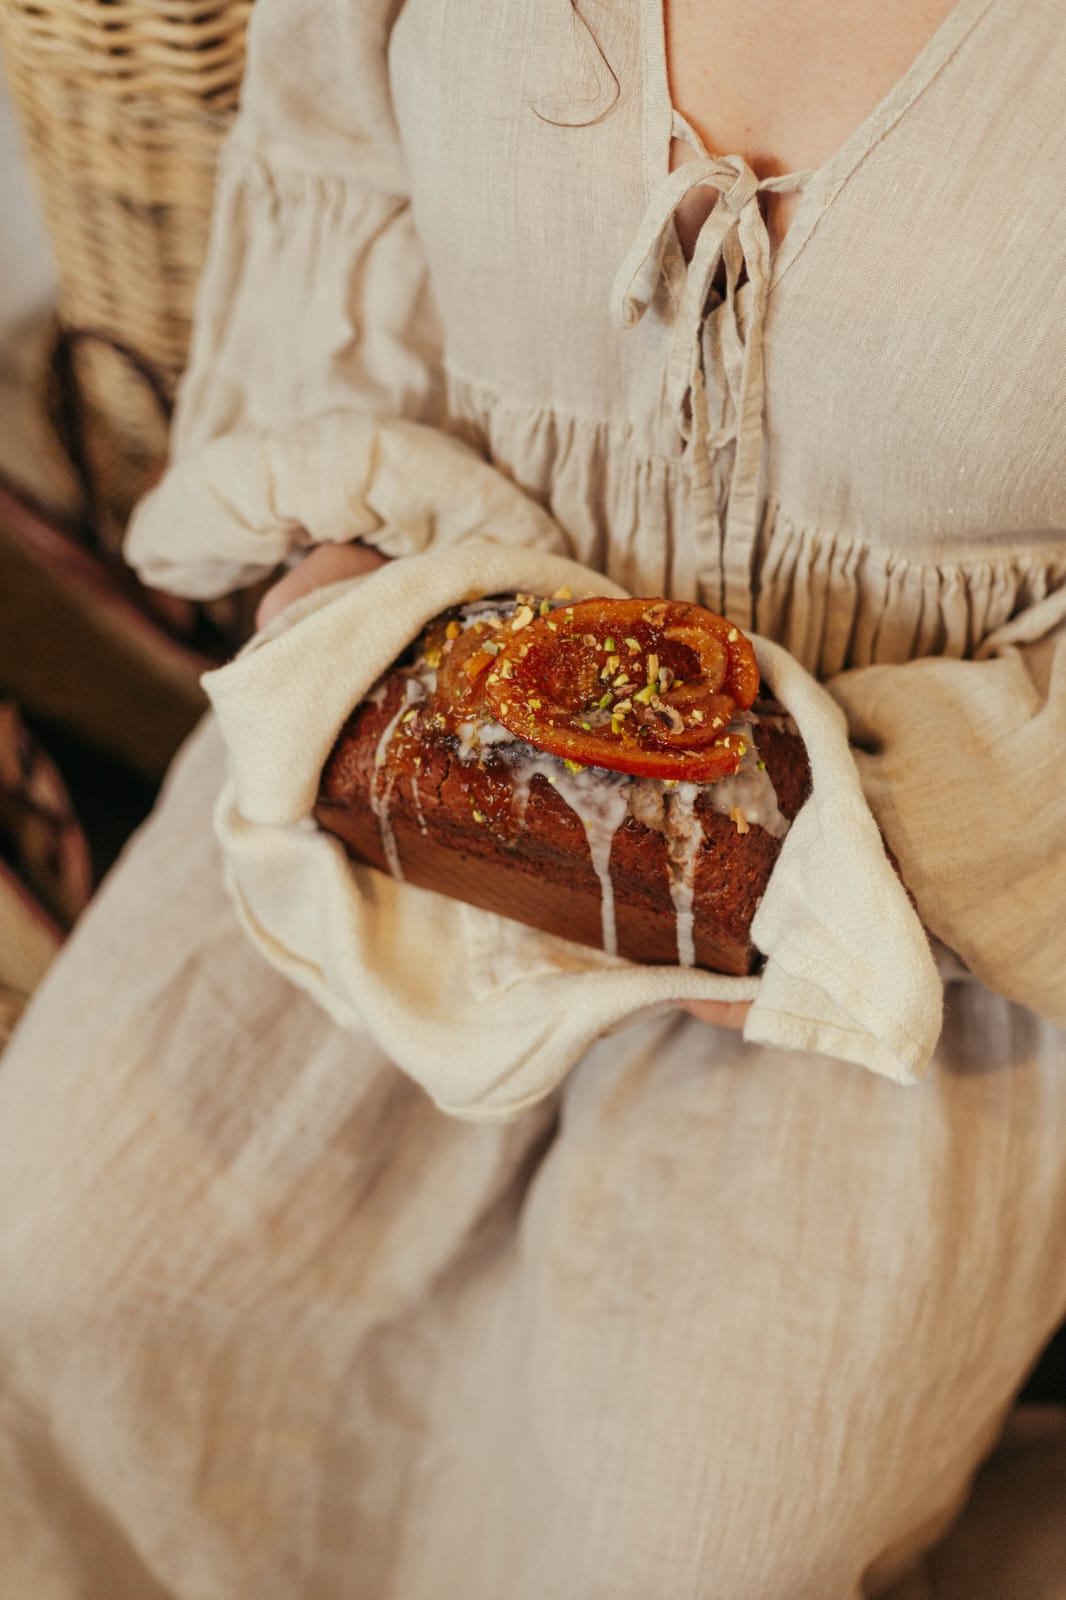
[597, 691, 613, 709]
[511, 605, 535, 631]
[563, 759, 585, 775]
[646, 652, 659, 683]
[539, 598, 552, 616]
[483, 640, 501, 656]
[499, 658, 514, 679]
[546, 621, 558, 632]
[583, 633, 598, 647]
[634, 684, 656, 705]
[580, 721, 591, 731]
[402, 709, 418, 724]
[727, 627, 739, 642]
[528, 698, 542, 709]
[424, 648, 442, 669]
[613, 699, 633, 715]
[624, 637, 641, 653]
[690, 709, 704, 723]
[757, 759, 766, 770]
[611, 717, 623, 735]
[552, 586, 572, 600]
[472, 810, 485, 825]
[603, 637, 616, 653]
[606, 654, 621, 674]
[612, 673, 629, 688]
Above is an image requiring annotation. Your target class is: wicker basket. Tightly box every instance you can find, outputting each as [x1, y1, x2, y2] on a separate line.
[0, 0, 253, 548]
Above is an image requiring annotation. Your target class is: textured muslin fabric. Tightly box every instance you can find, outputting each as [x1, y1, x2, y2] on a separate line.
[2, 0, 1066, 1593]
[2, 714, 1066, 1600]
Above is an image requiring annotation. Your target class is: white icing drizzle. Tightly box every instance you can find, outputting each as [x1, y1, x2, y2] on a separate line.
[699, 715, 790, 840]
[484, 742, 630, 953]
[626, 782, 666, 833]
[454, 724, 632, 954]
[370, 679, 426, 880]
[503, 749, 541, 830]
[410, 763, 428, 836]
[662, 783, 704, 968]
[455, 717, 514, 761]
[550, 763, 632, 957]
[456, 599, 518, 630]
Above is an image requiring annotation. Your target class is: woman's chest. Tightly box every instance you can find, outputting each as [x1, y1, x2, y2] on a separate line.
[390, 0, 1064, 540]
[664, 0, 965, 254]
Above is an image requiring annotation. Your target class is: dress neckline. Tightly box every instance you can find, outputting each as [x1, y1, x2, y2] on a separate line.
[640, 0, 999, 292]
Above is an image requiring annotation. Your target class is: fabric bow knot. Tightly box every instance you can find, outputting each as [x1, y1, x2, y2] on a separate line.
[609, 118, 810, 622]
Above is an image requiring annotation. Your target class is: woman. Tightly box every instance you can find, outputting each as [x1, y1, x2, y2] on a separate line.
[1, 0, 1064, 1594]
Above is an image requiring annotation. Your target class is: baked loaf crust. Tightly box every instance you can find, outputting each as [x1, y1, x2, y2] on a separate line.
[314, 598, 811, 976]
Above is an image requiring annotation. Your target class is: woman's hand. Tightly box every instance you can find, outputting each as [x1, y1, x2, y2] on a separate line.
[680, 999, 751, 1031]
[256, 542, 389, 631]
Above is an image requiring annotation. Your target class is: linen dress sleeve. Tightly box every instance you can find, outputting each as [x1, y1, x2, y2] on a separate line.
[170, 0, 441, 462]
[127, 0, 570, 597]
[828, 587, 1066, 1027]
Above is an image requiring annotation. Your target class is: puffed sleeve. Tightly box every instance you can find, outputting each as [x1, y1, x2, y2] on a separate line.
[170, 0, 442, 461]
[828, 587, 1066, 1026]
[127, 0, 572, 598]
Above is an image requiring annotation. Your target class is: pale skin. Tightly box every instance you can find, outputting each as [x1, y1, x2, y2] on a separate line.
[258, 0, 960, 1031]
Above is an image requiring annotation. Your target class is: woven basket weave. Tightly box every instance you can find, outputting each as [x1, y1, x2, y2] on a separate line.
[0, 0, 253, 547]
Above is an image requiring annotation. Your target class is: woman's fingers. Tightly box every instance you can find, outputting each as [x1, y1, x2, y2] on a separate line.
[680, 999, 752, 1031]
[256, 542, 389, 631]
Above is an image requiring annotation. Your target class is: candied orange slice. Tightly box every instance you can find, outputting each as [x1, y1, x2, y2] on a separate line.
[484, 597, 759, 781]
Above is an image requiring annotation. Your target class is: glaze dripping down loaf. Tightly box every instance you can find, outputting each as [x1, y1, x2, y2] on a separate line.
[314, 597, 811, 976]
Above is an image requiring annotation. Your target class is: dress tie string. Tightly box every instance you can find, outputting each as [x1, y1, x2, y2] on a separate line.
[610, 122, 809, 622]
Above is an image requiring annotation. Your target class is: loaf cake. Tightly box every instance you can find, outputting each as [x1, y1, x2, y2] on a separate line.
[314, 593, 811, 976]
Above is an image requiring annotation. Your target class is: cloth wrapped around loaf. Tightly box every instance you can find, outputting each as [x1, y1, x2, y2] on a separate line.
[128, 414, 943, 1114]
[201, 559, 941, 1115]
[312, 591, 813, 979]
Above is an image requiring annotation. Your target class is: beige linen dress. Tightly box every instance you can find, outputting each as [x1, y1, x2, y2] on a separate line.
[2, 0, 1065, 1595]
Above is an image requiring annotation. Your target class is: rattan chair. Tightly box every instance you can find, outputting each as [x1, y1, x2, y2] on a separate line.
[0, 0, 253, 544]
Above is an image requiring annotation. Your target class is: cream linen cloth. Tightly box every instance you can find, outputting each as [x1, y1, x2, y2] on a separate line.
[130, 419, 940, 1102]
